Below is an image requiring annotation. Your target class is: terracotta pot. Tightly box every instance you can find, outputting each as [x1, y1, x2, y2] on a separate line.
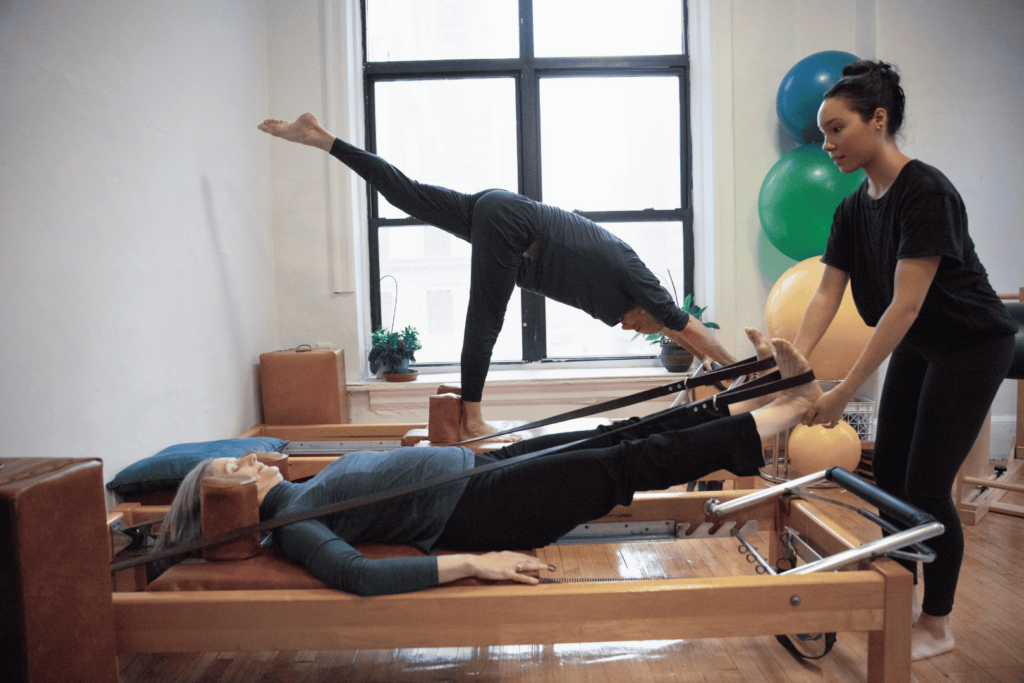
[383, 357, 418, 381]
[659, 340, 695, 372]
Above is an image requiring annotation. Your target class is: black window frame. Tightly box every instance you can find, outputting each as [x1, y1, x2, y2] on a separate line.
[363, 0, 693, 366]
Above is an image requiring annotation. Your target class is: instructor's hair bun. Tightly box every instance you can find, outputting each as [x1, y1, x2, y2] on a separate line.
[825, 59, 906, 136]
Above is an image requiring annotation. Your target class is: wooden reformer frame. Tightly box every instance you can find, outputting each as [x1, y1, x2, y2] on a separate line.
[109, 422, 928, 683]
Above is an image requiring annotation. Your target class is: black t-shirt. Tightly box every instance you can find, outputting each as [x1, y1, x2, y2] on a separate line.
[822, 160, 1016, 345]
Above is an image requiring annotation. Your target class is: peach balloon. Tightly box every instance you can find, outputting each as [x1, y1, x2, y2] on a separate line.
[765, 257, 873, 380]
[787, 421, 862, 478]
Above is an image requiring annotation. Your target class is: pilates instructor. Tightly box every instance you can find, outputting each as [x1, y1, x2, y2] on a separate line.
[793, 60, 1016, 661]
[258, 114, 735, 441]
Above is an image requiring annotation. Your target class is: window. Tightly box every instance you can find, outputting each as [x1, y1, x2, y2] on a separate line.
[363, 0, 691, 367]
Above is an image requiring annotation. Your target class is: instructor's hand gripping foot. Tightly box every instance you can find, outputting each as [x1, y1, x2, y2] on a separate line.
[749, 339, 823, 442]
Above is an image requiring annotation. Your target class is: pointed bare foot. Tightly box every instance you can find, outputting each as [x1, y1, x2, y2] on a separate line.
[725, 329, 779, 413]
[749, 340, 821, 440]
[257, 113, 334, 151]
[910, 614, 955, 660]
[773, 338, 821, 407]
[745, 327, 775, 364]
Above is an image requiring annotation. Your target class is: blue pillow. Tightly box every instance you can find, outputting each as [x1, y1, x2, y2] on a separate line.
[107, 437, 289, 496]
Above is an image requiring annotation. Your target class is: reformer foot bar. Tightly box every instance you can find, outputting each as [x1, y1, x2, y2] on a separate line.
[705, 466, 944, 576]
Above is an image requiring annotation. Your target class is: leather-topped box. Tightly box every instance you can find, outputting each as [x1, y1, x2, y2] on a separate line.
[0, 457, 118, 683]
[259, 346, 349, 425]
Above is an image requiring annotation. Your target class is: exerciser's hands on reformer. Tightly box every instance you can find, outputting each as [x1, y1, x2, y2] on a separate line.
[436, 551, 548, 586]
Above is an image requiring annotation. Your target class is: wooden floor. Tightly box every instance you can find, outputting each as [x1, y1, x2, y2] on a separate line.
[117, 479, 1024, 683]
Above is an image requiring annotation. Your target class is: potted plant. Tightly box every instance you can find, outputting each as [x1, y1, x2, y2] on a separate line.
[634, 293, 720, 372]
[368, 325, 422, 381]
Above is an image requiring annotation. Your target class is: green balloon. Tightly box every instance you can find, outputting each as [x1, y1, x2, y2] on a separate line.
[758, 143, 866, 260]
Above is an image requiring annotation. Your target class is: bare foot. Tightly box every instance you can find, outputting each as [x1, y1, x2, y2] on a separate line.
[725, 329, 779, 414]
[749, 340, 821, 440]
[772, 338, 822, 409]
[257, 113, 334, 151]
[460, 418, 522, 444]
[912, 587, 922, 625]
[746, 327, 775, 364]
[911, 613, 955, 660]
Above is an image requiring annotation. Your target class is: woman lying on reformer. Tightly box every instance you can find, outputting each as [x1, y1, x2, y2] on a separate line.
[155, 330, 821, 597]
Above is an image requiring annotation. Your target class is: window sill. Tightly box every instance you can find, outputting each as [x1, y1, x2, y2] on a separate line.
[347, 365, 695, 421]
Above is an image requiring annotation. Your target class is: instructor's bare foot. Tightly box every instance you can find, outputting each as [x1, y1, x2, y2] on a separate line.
[257, 113, 334, 151]
[911, 613, 955, 660]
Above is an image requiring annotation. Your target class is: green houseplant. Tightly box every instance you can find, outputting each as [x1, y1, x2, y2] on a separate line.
[368, 326, 422, 378]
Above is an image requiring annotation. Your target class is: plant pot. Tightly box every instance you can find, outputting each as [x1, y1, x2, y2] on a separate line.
[659, 340, 695, 373]
[384, 370, 419, 382]
[382, 357, 418, 381]
[389, 358, 412, 375]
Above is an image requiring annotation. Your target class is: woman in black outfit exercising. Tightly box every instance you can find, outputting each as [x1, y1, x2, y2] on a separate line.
[258, 113, 735, 441]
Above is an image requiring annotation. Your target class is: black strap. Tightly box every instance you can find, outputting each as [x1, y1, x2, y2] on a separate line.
[111, 364, 812, 573]
[455, 355, 778, 446]
[775, 632, 837, 659]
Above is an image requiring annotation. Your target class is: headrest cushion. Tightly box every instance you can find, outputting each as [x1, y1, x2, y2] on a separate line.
[200, 473, 261, 561]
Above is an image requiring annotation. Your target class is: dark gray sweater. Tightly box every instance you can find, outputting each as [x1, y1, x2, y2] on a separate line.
[259, 447, 474, 596]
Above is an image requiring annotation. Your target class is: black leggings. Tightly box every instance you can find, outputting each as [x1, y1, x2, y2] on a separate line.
[434, 406, 764, 551]
[872, 332, 1014, 616]
[329, 138, 534, 402]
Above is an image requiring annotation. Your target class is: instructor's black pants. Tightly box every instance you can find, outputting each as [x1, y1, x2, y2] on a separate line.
[872, 332, 1014, 617]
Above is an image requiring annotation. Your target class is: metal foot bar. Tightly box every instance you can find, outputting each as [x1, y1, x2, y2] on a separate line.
[705, 467, 946, 576]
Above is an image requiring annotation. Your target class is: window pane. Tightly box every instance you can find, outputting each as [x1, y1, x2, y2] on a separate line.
[534, 0, 683, 58]
[540, 77, 681, 211]
[544, 221, 686, 358]
[374, 79, 518, 219]
[366, 0, 518, 62]
[378, 226, 523, 363]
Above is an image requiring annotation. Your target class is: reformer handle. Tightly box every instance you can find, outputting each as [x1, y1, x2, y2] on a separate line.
[825, 467, 937, 529]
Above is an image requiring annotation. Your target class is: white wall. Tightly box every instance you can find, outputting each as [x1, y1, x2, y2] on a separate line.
[0, 0, 277, 490]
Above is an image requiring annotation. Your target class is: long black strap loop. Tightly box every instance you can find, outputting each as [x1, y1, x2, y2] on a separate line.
[455, 355, 778, 446]
[111, 365, 812, 573]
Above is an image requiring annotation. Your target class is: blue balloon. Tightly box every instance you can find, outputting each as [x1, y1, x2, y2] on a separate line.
[777, 51, 859, 143]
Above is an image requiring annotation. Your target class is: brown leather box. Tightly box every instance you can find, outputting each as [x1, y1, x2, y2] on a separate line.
[0, 458, 118, 683]
[259, 346, 349, 425]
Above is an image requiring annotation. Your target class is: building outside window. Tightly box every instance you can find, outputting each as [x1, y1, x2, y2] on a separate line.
[363, 0, 692, 368]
